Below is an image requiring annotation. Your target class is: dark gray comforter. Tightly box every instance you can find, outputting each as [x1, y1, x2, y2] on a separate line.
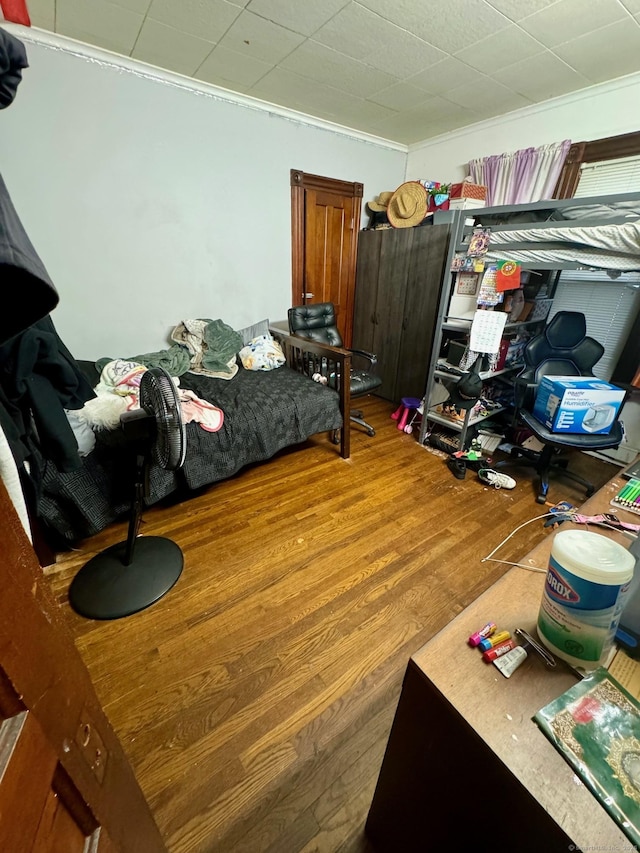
[39, 363, 342, 544]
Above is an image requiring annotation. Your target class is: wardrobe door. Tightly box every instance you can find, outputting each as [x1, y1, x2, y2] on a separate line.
[352, 229, 382, 355]
[395, 225, 451, 402]
[372, 228, 413, 401]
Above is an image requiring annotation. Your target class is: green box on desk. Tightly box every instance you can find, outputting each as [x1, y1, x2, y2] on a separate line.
[532, 376, 625, 434]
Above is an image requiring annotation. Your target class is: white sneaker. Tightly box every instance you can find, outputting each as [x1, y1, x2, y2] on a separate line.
[478, 469, 516, 490]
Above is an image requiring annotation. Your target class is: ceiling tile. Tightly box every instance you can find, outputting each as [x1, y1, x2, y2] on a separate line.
[334, 97, 396, 127]
[368, 82, 433, 111]
[56, 0, 144, 54]
[371, 100, 481, 146]
[249, 66, 374, 123]
[280, 40, 398, 98]
[313, 4, 445, 75]
[492, 50, 591, 101]
[554, 18, 640, 82]
[26, 0, 55, 29]
[455, 25, 544, 74]
[110, 0, 152, 14]
[147, 0, 242, 43]
[357, 0, 511, 52]
[217, 9, 306, 63]
[132, 19, 214, 76]
[245, 0, 350, 36]
[519, 0, 627, 48]
[408, 57, 479, 95]
[195, 44, 273, 88]
[444, 75, 533, 111]
[484, 0, 564, 21]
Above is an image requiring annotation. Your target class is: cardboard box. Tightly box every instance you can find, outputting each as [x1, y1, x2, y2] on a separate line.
[450, 182, 487, 200]
[533, 376, 625, 434]
[449, 197, 486, 210]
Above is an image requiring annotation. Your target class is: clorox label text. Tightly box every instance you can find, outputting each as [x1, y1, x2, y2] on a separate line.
[545, 568, 580, 603]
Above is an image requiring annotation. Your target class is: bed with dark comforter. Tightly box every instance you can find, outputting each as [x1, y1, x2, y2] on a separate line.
[38, 332, 350, 545]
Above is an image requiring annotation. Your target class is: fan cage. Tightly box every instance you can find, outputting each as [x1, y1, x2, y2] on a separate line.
[139, 368, 186, 471]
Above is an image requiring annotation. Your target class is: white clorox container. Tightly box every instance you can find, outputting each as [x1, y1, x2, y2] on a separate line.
[537, 529, 635, 671]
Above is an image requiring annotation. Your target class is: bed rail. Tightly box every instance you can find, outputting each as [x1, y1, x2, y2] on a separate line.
[271, 329, 351, 459]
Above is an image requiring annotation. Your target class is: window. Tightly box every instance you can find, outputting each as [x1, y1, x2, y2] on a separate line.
[555, 131, 640, 199]
[553, 133, 640, 385]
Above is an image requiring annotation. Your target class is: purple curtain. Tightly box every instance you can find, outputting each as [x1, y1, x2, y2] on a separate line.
[469, 140, 571, 206]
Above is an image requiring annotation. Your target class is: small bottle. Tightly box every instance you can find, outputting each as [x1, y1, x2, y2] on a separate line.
[468, 622, 497, 647]
[478, 630, 511, 652]
[482, 638, 516, 662]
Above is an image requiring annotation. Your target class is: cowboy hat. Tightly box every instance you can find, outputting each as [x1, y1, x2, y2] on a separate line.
[387, 182, 428, 228]
[367, 191, 394, 212]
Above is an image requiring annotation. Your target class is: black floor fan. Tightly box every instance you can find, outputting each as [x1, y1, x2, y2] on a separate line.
[69, 367, 187, 620]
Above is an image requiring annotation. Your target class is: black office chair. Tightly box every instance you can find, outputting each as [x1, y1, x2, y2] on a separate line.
[288, 302, 382, 436]
[501, 311, 624, 504]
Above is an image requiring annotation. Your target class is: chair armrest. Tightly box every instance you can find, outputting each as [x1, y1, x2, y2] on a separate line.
[349, 348, 378, 371]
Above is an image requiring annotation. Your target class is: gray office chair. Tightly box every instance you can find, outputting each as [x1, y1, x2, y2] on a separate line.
[501, 311, 624, 503]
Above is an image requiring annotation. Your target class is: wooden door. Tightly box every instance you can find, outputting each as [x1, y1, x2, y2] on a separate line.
[291, 170, 362, 347]
[395, 224, 451, 401]
[0, 481, 166, 852]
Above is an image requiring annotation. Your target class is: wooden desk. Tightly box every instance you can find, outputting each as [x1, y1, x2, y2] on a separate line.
[366, 473, 635, 852]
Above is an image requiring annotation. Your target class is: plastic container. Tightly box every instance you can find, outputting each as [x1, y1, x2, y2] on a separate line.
[537, 530, 635, 671]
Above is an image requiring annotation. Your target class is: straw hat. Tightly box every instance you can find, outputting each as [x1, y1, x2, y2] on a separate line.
[387, 182, 428, 228]
[367, 191, 394, 212]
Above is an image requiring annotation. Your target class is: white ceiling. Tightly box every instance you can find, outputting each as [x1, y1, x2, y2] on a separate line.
[22, 0, 640, 145]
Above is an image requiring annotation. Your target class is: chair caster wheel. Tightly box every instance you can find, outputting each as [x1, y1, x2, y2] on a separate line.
[367, 428, 375, 437]
[404, 425, 413, 434]
[330, 430, 340, 445]
[536, 494, 547, 505]
[586, 486, 595, 497]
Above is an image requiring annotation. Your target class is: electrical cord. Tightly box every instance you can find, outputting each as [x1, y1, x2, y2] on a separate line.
[482, 511, 637, 573]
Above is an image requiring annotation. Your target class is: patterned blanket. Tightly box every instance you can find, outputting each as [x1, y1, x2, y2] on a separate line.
[38, 363, 342, 544]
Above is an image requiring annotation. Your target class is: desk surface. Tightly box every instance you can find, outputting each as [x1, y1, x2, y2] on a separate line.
[412, 471, 635, 848]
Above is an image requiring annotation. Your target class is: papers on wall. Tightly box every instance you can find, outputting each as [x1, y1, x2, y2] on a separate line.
[469, 310, 508, 354]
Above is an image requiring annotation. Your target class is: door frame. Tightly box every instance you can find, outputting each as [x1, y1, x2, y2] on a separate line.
[290, 169, 363, 315]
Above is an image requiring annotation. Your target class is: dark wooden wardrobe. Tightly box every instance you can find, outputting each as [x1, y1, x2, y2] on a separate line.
[352, 223, 451, 403]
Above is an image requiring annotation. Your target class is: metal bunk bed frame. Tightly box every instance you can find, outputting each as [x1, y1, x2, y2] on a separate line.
[418, 190, 640, 448]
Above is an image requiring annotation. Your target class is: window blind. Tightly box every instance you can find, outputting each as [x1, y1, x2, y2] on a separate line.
[576, 154, 640, 197]
[549, 273, 640, 380]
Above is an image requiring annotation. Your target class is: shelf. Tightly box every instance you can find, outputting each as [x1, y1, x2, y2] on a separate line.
[442, 318, 546, 332]
[426, 405, 506, 431]
[434, 363, 517, 381]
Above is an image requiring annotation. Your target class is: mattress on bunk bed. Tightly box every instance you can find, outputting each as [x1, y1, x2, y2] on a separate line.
[552, 200, 640, 221]
[486, 219, 640, 271]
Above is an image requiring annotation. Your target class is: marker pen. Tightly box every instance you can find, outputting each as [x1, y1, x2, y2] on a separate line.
[482, 638, 516, 662]
[478, 630, 511, 651]
[468, 622, 497, 647]
[618, 482, 635, 502]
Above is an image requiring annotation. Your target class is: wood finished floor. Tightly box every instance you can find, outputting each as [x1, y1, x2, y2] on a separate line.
[44, 397, 617, 853]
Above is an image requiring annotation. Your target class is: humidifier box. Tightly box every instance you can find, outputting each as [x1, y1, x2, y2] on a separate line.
[532, 376, 625, 434]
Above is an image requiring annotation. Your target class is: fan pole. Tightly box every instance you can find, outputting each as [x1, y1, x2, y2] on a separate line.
[123, 454, 145, 566]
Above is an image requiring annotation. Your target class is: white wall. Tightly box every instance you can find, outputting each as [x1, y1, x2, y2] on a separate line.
[406, 72, 640, 182]
[0, 27, 406, 360]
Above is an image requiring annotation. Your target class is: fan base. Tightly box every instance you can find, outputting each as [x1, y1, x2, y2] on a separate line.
[69, 536, 183, 620]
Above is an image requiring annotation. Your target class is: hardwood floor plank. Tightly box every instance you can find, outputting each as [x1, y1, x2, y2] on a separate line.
[43, 396, 618, 852]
